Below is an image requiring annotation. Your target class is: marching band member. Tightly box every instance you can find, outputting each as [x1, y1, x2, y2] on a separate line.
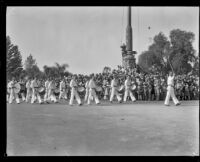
[48, 78, 58, 103]
[8, 77, 20, 104]
[19, 78, 26, 102]
[31, 77, 42, 104]
[103, 77, 110, 100]
[84, 76, 90, 102]
[25, 77, 32, 103]
[59, 77, 68, 101]
[154, 76, 161, 101]
[123, 75, 136, 102]
[87, 74, 100, 105]
[7, 80, 10, 103]
[44, 77, 50, 103]
[69, 75, 82, 106]
[110, 75, 122, 103]
[164, 71, 181, 106]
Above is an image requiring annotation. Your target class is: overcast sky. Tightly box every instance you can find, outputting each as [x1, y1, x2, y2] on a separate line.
[7, 7, 199, 75]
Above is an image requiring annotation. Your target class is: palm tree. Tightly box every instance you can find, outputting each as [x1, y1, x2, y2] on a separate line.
[55, 62, 69, 77]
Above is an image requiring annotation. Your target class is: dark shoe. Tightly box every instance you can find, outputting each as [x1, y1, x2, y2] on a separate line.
[175, 103, 181, 106]
[110, 101, 113, 104]
[79, 103, 82, 106]
[164, 104, 170, 106]
[119, 100, 122, 103]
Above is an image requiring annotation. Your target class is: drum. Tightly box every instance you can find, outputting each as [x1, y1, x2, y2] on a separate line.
[78, 87, 85, 92]
[54, 88, 60, 96]
[38, 87, 45, 96]
[96, 86, 103, 92]
[14, 83, 21, 94]
[131, 85, 137, 90]
[118, 85, 125, 93]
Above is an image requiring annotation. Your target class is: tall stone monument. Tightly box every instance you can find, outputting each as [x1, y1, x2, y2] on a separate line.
[121, 6, 137, 69]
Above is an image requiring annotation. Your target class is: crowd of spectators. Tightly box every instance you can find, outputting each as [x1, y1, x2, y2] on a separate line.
[8, 65, 199, 101]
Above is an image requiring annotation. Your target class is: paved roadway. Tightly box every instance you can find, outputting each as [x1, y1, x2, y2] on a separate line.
[7, 100, 199, 156]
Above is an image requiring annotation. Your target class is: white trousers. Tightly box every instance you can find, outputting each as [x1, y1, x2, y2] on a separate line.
[31, 89, 42, 104]
[9, 89, 20, 104]
[44, 89, 49, 102]
[164, 86, 179, 105]
[84, 89, 89, 102]
[20, 92, 26, 101]
[87, 89, 100, 104]
[48, 89, 57, 102]
[124, 89, 136, 102]
[26, 89, 32, 102]
[110, 88, 121, 102]
[59, 90, 68, 100]
[69, 88, 81, 105]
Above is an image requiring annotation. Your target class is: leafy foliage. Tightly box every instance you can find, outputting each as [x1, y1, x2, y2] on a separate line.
[7, 36, 23, 80]
[138, 29, 197, 75]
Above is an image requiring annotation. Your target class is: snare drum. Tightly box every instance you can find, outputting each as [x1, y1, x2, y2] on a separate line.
[78, 87, 85, 92]
[131, 85, 136, 91]
[118, 85, 125, 93]
[96, 86, 102, 92]
[54, 88, 60, 96]
[38, 87, 45, 96]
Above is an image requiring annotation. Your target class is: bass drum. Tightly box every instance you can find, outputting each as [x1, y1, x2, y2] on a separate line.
[14, 83, 21, 94]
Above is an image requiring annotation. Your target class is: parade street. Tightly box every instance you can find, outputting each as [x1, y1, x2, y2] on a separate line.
[7, 101, 199, 156]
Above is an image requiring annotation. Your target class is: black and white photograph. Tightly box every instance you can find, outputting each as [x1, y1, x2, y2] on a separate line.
[6, 6, 199, 156]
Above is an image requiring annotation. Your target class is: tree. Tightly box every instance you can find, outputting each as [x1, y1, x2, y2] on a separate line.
[24, 54, 37, 70]
[138, 29, 197, 75]
[54, 62, 69, 77]
[191, 54, 199, 76]
[148, 32, 171, 73]
[43, 63, 69, 78]
[24, 54, 41, 78]
[169, 29, 196, 74]
[137, 50, 157, 74]
[7, 36, 23, 80]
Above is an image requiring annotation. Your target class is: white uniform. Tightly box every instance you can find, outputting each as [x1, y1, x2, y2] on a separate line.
[44, 80, 50, 102]
[164, 75, 180, 105]
[59, 80, 67, 100]
[69, 79, 81, 105]
[31, 80, 42, 104]
[25, 80, 32, 102]
[110, 79, 121, 102]
[84, 80, 89, 102]
[124, 79, 136, 102]
[87, 79, 100, 105]
[48, 81, 57, 103]
[8, 81, 20, 104]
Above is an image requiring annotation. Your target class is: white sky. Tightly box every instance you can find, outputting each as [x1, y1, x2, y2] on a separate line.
[7, 7, 199, 75]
